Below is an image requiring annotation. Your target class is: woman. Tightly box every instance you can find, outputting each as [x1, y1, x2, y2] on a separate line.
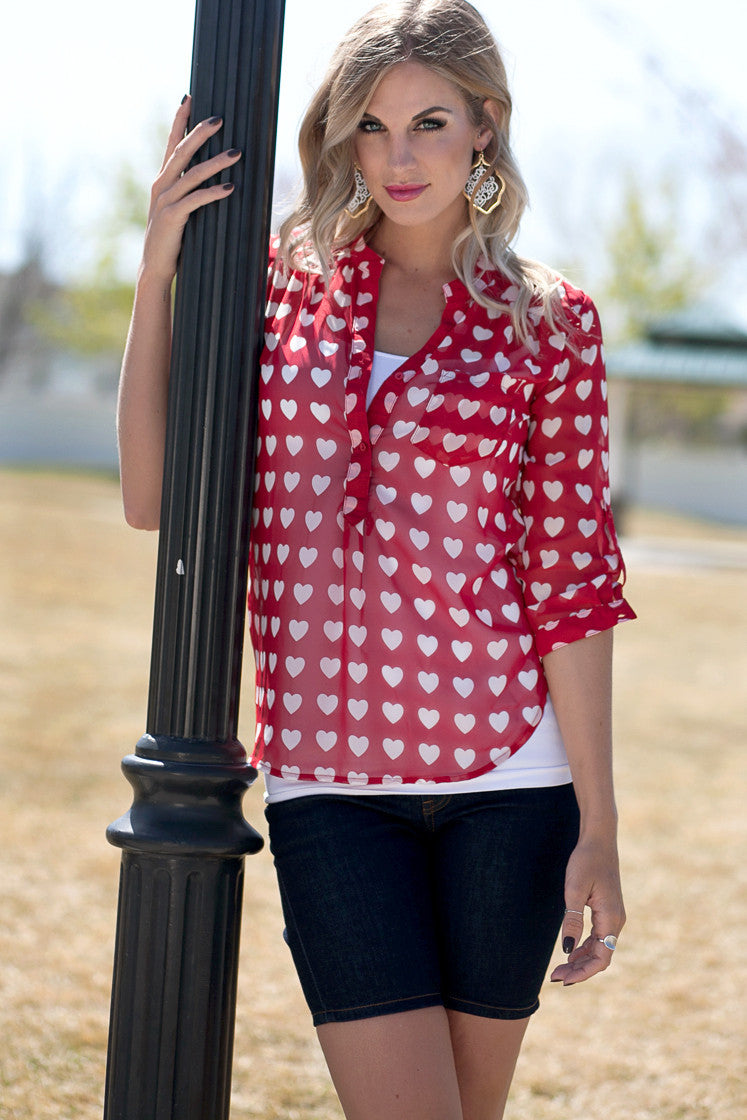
[118, 2, 635, 1116]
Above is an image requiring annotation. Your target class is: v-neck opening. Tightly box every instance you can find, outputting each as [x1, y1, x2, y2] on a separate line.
[353, 240, 469, 369]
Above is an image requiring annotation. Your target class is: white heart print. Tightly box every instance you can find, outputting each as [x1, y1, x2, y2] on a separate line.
[250, 248, 631, 787]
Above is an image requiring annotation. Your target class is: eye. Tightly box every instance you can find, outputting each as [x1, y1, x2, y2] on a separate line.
[415, 117, 447, 131]
[358, 119, 383, 133]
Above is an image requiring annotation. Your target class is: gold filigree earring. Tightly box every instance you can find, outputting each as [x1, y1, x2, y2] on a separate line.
[463, 151, 506, 215]
[345, 166, 373, 218]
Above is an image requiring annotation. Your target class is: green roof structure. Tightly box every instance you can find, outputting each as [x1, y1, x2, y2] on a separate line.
[608, 305, 747, 388]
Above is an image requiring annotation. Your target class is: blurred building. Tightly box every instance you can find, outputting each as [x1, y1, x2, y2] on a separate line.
[608, 305, 747, 526]
[0, 265, 120, 471]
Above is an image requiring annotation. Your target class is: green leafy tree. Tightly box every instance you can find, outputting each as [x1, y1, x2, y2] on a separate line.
[597, 173, 729, 442]
[598, 172, 708, 343]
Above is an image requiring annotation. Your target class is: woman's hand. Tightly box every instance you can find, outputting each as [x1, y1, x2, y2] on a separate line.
[542, 631, 625, 986]
[141, 95, 242, 285]
[550, 832, 626, 985]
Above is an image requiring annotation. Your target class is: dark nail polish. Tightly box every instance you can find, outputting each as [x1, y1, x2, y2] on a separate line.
[563, 936, 575, 955]
[181, 94, 189, 105]
[222, 183, 235, 192]
[226, 148, 241, 158]
[207, 115, 222, 125]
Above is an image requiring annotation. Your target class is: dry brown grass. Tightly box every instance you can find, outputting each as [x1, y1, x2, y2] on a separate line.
[1, 468, 745, 1119]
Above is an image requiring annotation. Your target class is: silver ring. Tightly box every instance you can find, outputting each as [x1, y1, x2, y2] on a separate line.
[564, 909, 584, 917]
[597, 935, 618, 951]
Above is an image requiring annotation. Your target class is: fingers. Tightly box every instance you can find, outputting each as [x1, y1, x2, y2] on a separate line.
[154, 107, 242, 221]
[554, 920, 623, 979]
[160, 96, 228, 174]
[550, 904, 594, 986]
[156, 109, 239, 200]
[549, 852, 626, 987]
[173, 146, 242, 201]
[160, 95, 193, 171]
[559, 905, 585, 958]
[140, 102, 242, 285]
[550, 904, 625, 987]
[150, 143, 241, 234]
[550, 932, 613, 985]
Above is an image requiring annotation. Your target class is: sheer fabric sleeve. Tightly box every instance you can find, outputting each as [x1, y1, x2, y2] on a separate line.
[515, 292, 635, 656]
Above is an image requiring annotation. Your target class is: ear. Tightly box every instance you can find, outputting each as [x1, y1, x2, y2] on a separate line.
[477, 98, 503, 151]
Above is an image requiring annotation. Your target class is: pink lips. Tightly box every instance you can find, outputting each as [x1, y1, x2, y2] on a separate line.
[385, 184, 427, 202]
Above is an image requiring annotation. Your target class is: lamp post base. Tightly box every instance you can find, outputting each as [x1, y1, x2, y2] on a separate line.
[104, 737, 263, 1120]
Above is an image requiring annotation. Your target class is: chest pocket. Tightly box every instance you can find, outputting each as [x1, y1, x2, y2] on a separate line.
[409, 374, 530, 467]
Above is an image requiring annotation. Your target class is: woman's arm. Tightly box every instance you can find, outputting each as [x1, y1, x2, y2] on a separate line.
[543, 629, 627, 985]
[117, 267, 173, 529]
[117, 96, 241, 529]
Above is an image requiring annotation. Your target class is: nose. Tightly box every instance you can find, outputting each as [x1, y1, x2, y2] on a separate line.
[387, 132, 417, 174]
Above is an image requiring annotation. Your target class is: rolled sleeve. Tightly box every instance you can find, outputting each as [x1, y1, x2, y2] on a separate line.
[516, 295, 635, 655]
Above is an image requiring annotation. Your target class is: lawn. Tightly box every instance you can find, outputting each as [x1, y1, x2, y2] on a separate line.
[1, 469, 745, 1119]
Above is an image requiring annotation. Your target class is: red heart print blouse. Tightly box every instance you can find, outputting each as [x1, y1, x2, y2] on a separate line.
[248, 238, 634, 787]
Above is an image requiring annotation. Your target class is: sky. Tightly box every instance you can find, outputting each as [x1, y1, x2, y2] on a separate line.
[2, 0, 745, 289]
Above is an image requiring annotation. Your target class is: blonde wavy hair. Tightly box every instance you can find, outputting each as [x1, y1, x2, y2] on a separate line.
[279, 0, 563, 341]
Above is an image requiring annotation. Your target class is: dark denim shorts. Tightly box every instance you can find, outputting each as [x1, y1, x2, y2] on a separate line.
[265, 784, 579, 1026]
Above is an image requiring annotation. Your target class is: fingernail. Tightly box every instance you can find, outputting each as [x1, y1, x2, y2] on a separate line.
[181, 94, 189, 105]
[207, 115, 222, 125]
[226, 148, 242, 158]
[222, 183, 235, 192]
[563, 936, 575, 955]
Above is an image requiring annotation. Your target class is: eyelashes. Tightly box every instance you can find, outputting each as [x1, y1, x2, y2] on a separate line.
[356, 117, 448, 133]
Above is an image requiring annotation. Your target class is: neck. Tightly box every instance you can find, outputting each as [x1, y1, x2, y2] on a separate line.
[370, 206, 467, 282]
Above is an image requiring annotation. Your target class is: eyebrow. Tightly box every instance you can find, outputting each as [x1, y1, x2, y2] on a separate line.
[412, 106, 454, 121]
[361, 105, 454, 124]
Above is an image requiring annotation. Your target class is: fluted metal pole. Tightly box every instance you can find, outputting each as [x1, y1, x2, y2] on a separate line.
[104, 2, 285, 1117]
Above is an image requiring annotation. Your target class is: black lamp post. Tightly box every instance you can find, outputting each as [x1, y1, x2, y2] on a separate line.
[104, 2, 286, 1117]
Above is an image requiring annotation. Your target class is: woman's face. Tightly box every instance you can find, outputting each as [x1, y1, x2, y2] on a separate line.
[354, 60, 491, 238]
